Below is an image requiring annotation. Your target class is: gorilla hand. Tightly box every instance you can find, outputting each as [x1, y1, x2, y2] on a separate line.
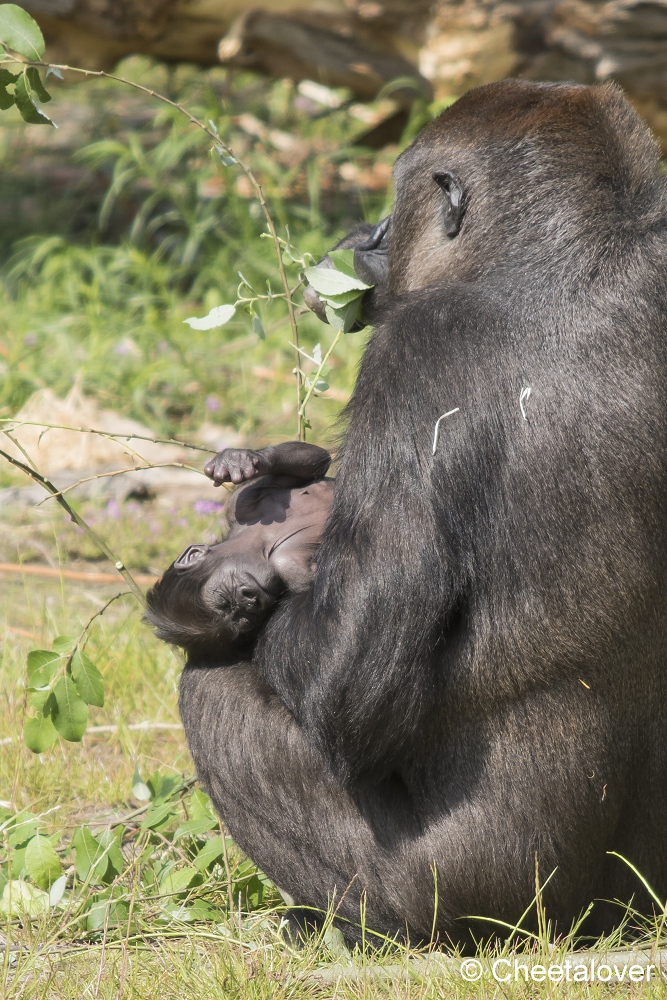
[204, 449, 271, 486]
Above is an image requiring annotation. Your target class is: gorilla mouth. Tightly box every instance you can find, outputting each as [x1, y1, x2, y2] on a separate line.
[354, 215, 391, 288]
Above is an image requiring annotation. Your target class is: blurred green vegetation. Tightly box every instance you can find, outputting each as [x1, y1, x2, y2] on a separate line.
[0, 58, 405, 445]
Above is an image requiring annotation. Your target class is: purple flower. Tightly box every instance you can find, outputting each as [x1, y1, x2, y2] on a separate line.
[205, 395, 221, 412]
[194, 499, 224, 515]
[23, 334, 37, 346]
[105, 499, 120, 519]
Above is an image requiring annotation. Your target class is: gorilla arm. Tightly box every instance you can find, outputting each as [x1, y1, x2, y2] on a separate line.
[205, 441, 331, 487]
[254, 298, 457, 785]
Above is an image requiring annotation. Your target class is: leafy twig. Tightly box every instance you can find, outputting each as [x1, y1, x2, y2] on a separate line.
[298, 330, 343, 421]
[0, 54, 306, 439]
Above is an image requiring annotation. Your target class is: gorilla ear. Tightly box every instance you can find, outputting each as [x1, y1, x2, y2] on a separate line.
[433, 172, 466, 238]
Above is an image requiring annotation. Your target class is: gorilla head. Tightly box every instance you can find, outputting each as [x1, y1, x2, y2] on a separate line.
[145, 541, 284, 657]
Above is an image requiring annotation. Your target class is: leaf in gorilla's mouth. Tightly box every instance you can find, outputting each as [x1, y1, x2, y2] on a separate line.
[304, 249, 374, 332]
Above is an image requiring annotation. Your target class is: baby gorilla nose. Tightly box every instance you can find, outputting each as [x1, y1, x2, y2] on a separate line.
[233, 571, 282, 613]
[238, 584, 258, 603]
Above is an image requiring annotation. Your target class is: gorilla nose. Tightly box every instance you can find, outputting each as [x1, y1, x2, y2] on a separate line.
[355, 214, 392, 252]
[235, 571, 283, 612]
[238, 584, 258, 605]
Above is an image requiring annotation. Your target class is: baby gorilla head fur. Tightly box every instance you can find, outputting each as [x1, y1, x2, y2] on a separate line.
[145, 542, 285, 659]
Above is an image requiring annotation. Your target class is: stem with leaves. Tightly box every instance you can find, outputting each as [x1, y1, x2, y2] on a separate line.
[0, 51, 306, 439]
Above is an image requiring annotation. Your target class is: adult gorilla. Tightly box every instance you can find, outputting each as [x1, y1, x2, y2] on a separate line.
[180, 80, 667, 945]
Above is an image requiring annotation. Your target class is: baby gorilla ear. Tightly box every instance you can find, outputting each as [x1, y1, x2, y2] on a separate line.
[175, 544, 209, 568]
[433, 171, 466, 237]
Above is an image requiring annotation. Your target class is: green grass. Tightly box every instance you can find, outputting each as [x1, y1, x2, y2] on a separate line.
[1, 56, 666, 999]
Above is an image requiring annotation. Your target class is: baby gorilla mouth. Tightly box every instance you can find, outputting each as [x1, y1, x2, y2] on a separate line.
[204, 565, 286, 637]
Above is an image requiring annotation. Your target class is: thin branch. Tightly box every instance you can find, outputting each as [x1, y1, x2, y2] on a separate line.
[0, 447, 144, 602]
[0, 562, 157, 585]
[298, 329, 343, 420]
[35, 461, 215, 505]
[0, 419, 217, 454]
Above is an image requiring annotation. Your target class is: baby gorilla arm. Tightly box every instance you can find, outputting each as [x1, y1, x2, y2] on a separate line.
[204, 441, 331, 487]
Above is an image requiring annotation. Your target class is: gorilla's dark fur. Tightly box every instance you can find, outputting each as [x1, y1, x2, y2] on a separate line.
[179, 80, 667, 946]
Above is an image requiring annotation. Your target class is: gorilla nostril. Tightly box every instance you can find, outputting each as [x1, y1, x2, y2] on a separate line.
[239, 586, 258, 602]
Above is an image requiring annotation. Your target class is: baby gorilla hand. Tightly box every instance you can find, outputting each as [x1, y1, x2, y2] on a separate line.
[204, 448, 271, 486]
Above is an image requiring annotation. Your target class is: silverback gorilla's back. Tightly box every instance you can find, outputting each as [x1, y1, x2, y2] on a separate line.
[180, 80, 667, 946]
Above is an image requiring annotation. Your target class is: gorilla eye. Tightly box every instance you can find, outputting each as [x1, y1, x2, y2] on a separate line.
[433, 171, 466, 238]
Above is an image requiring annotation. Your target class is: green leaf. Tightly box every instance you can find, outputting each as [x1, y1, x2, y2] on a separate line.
[85, 893, 129, 931]
[49, 874, 67, 907]
[131, 766, 151, 802]
[183, 304, 235, 330]
[26, 66, 50, 102]
[23, 713, 57, 753]
[0, 67, 16, 110]
[52, 634, 77, 654]
[0, 5, 45, 59]
[14, 72, 53, 125]
[70, 651, 104, 707]
[27, 649, 60, 688]
[7, 811, 40, 847]
[0, 879, 49, 918]
[7, 846, 26, 877]
[188, 789, 215, 821]
[72, 826, 107, 883]
[252, 314, 265, 339]
[327, 249, 358, 279]
[51, 676, 88, 741]
[147, 771, 183, 804]
[159, 867, 200, 896]
[24, 834, 61, 889]
[173, 816, 217, 840]
[214, 146, 236, 166]
[28, 688, 51, 713]
[325, 297, 362, 333]
[140, 801, 178, 833]
[304, 265, 370, 297]
[193, 836, 224, 871]
[315, 287, 365, 307]
[160, 898, 218, 922]
[97, 826, 125, 879]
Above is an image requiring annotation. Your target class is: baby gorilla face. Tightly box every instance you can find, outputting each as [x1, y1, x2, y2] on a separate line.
[178, 543, 285, 631]
[145, 542, 285, 658]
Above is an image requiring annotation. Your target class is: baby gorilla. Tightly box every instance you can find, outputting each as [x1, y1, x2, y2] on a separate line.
[145, 442, 333, 659]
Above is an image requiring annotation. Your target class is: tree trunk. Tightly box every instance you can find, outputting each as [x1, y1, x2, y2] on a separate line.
[18, 0, 667, 150]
